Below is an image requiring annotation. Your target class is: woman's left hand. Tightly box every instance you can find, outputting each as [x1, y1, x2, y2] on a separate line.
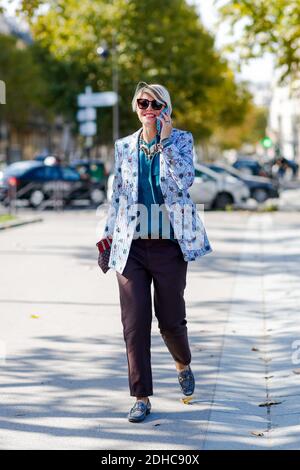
[158, 111, 173, 141]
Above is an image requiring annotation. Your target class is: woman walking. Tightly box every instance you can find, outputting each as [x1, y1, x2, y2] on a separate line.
[101, 81, 213, 422]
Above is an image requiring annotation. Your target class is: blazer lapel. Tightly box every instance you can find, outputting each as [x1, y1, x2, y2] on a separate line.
[126, 128, 142, 203]
[159, 128, 176, 196]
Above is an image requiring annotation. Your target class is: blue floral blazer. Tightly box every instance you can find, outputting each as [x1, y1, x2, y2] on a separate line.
[102, 127, 213, 274]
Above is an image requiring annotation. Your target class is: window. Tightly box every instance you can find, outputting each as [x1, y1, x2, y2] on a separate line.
[195, 169, 215, 182]
[28, 166, 60, 181]
[60, 167, 80, 182]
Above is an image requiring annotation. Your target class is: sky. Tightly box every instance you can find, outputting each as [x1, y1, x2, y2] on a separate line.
[191, 0, 274, 84]
[3, 0, 274, 84]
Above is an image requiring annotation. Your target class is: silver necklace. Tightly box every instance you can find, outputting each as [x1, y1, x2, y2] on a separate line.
[140, 133, 161, 160]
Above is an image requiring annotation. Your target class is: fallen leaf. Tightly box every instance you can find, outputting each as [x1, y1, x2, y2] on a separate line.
[30, 314, 40, 319]
[252, 347, 260, 352]
[259, 400, 282, 407]
[181, 396, 193, 405]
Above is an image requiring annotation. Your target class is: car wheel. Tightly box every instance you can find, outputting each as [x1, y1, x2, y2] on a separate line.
[252, 188, 268, 203]
[213, 192, 233, 210]
[29, 190, 45, 208]
[90, 188, 105, 204]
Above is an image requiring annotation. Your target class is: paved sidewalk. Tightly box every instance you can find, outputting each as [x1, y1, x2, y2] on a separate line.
[278, 188, 300, 211]
[0, 209, 299, 449]
[203, 213, 300, 449]
[0, 214, 43, 230]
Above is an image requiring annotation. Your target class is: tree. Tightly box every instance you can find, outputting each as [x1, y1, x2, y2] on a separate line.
[1, 0, 254, 145]
[217, 0, 300, 83]
[0, 34, 51, 129]
[214, 103, 268, 150]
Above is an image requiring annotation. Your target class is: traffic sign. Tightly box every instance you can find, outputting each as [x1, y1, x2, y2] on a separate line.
[79, 121, 97, 137]
[0, 80, 5, 104]
[77, 107, 96, 122]
[77, 90, 118, 108]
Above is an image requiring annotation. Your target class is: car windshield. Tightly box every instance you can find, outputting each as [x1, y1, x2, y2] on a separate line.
[4, 161, 41, 177]
[236, 160, 258, 167]
[195, 167, 216, 181]
[213, 164, 242, 178]
[210, 166, 225, 174]
[223, 165, 241, 177]
[60, 167, 80, 181]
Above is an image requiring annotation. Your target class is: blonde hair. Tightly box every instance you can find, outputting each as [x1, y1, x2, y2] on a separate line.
[131, 81, 172, 114]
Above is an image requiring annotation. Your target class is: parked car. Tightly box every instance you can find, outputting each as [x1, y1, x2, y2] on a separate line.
[70, 160, 108, 204]
[107, 163, 250, 210]
[207, 162, 280, 203]
[106, 171, 114, 203]
[232, 159, 269, 177]
[190, 164, 250, 209]
[0, 160, 105, 208]
[70, 159, 107, 183]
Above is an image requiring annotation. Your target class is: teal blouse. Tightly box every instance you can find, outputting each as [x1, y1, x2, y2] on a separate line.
[134, 134, 178, 242]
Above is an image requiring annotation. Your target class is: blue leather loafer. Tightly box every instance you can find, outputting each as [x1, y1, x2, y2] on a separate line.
[128, 399, 151, 423]
[178, 365, 195, 396]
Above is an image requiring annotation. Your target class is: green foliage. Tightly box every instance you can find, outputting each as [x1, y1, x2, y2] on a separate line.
[0, 34, 51, 129]
[1, 0, 255, 144]
[214, 103, 268, 150]
[217, 0, 300, 83]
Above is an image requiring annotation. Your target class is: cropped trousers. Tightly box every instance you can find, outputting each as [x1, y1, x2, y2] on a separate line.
[116, 237, 191, 397]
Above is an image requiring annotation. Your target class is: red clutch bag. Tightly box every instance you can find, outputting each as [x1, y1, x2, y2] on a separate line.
[96, 236, 113, 273]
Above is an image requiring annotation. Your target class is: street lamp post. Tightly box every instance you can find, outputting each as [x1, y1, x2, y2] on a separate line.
[112, 32, 119, 142]
[97, 33, 119, 142]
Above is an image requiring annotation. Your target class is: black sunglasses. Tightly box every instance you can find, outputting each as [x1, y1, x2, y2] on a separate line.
[137, 98, 165, 111]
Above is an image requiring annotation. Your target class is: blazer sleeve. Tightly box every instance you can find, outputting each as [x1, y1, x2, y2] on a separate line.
[161, 131, 195, 190]
[102, 141, 122, 238]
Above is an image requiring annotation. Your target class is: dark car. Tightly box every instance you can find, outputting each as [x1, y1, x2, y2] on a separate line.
[0, 160, 104, 208]
[232, 159, 269, 177]
[70, 160, 108, 188]
[70, 160, 108, 204]
[271, 156, 299, 180]
[207, 162, 280, 203]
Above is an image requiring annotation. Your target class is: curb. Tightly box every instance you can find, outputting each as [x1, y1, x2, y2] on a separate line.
[0, 217, 43, 231]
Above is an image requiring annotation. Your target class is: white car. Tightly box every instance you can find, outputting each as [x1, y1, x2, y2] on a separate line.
[106, 163, 250, 210]
[189, 164, 250, 209]
[106, 172, 114, 203]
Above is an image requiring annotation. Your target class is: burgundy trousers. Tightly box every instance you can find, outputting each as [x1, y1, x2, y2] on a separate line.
[116, 237, 191, 397]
